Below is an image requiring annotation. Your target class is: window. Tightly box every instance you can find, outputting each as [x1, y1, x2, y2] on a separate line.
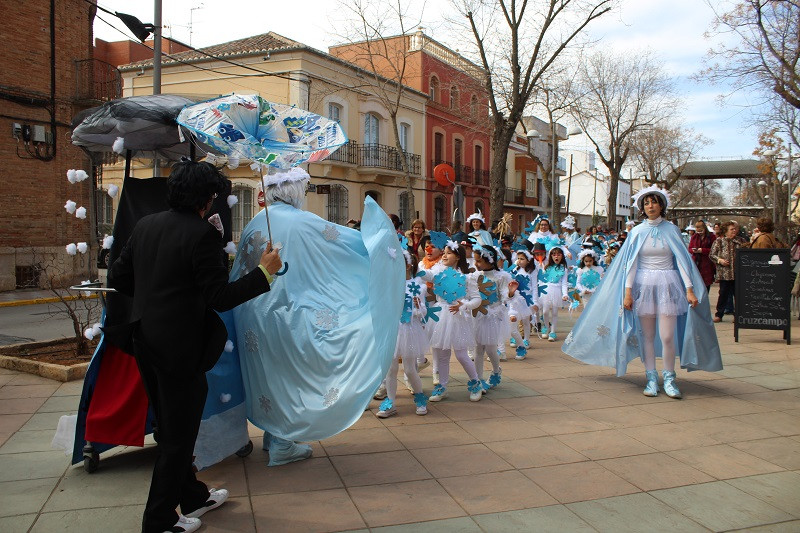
[474, 145, 483, 171]
[365, 190, 380, 205]
[364, 113, 379, 145]
[327, 184, 349, 225]
[525, 170, 537, 198]
[399, 191, 413, 230]
[95, 189, 114, 226]
[399, 122, 410, 152]
[454, 139, 463, 170]
[429, 76, 440, 102]
[470, 95, 478, 116]
[231, 186, 254, 242]
[474, 199, 484, 215]
[434, 132, 444, 162]
[449, 86, 459, 110]
[434, 196, 446, 231]
[328, 102, 342, 122]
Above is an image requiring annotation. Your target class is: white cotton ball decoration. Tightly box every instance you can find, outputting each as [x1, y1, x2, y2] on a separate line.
[250, 161, 262, 173]
[227, 156, 240, 169]
[75, 169, 88, 182]
[91, 323, 102, 336]
[112, 137, 125, 154]
[77, 242, 88, 254]
[107, 184, 119, 198]
[102, 235, 114, 250]
[223, 241, 237, 255]
[84, 328, 94, 340]
[75, 206, 87, 219]
[224, 340, 234, 352]
[64, 200, 77, 214]
[227, 194, 238, 208]
[220, 393, 232, 403]
[65, 243, 77, 256]
[66, 169, 78, 184]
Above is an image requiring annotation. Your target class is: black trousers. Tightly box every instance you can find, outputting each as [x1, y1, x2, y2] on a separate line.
[716, 279, 736, 318]
[134, 355, 210, 533]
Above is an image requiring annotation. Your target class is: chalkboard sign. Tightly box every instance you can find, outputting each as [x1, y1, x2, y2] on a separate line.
[734, 248, 791, 344]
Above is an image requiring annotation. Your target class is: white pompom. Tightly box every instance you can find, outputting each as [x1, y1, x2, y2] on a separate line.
[64, 200, 77, 214]
[223, 241, 237, 254]
[227, 156, 240, 169]
[75, 169, 89, 182]
[112, 137, 125, 154]
[224, 340, 234, 352]
[107, 184, 119, 198]
[65, 243, 77, 256]
[82, 279, 92, 297]
[75, 207, 87, 219]
[220, 393, 232, 403]
[76, 242, 88, 254]
[91, 323, 102, 336]
[250, 161, 262, 173]
[227, 194, 238, 208]
[66, 169, 78, 184]
[102, 235, 114, 249]
[84, 328, 94, 340]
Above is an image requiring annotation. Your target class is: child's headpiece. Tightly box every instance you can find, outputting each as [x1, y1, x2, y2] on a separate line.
[578, 249, 599, 262]
[560, 214, 576, 230]
[466, 212, 485, 224]
[262, 166, 310, 187]
[632, 184, 670, 212]
[429, 230, 449, 250]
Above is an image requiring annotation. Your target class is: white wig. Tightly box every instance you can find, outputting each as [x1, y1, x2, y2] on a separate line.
[263, 176, 308, 209]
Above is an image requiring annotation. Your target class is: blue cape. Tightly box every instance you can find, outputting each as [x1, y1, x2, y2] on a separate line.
[562, 219, 722, 376]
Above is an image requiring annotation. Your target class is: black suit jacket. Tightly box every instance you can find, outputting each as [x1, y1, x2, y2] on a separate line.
[107, 209, 270, 375]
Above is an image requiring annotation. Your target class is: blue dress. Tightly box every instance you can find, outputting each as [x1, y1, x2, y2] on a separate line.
[562, 219, 723, 376]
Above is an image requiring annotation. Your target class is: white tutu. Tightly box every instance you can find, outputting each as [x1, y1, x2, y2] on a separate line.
[430, 308, 476, 351]
[474, 307, 506, 346]
[396, 320, 429, 360]
[509, 293, 532, 320]
[633, 268, 688, 317]
[539, 282, 565, 309]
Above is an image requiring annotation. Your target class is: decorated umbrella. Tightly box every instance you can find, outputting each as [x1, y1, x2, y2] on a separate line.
[176, 94, 348, 256]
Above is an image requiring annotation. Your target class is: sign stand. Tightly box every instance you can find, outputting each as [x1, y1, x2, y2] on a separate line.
[734, 248, 791, 344]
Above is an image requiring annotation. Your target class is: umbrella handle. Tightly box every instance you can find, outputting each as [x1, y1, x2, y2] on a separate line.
[275, 262, 289, 276]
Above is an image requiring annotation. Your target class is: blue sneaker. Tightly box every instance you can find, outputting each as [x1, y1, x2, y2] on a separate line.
[515, 345, 527, 360]
[540, 326, 549, 339]
[467, 379, 483, 402]
[480, 379, 490, 394]
[429, 384, 447, 402]
[509, 337, 517, 347]
[523, 339, 530, 348]
[489, 371, 502, 388]
[548, 332, 557, 342]
[413, 392, 428, 415]
[376, 398, 397, 418]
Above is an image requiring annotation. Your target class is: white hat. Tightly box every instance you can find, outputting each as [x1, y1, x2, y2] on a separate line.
[631, 185, 670, 212]
[263, 167, 310, 187]
[684, 224, 695, 232]
[625, 219, 635, 228]
[560, 214, 576, 230]
[466, 212, 485, 224]
[577, 248, 599, 262]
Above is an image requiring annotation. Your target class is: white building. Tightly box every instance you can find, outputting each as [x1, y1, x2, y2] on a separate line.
[561, 171, 633, 231]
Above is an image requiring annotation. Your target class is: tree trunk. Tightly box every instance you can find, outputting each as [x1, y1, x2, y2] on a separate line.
[606, 169, 619, 230]
[489, 124, 516, 227]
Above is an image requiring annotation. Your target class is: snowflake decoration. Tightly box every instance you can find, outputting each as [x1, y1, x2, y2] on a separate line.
[239, 230, 269, 279]
[323, 387, 339, 407]
[315, 308, 339, 329]
[627, 335, 639, 348]
[582, 269, 602, 290]
[259, 395, 272, 415]
[244, 329, 259, 353]
[433, 267, 467, 304]
[401, 295, 413, 324]
[618, 306, 624, 317]
[387, 246, 397, 259]
[537, 282, 549, 298]
[423, 304, 441, 323]
[565, 331, 574, 345]
[322, 224, 340, 241]
[596, 324, 610, 338]
[407, 281, 422, 297]
[568, 270, 578, 287]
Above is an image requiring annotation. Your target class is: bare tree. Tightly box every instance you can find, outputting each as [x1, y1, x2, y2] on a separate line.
[570, 50, 676, 226]
[701, 0, 800, 110]
[331, 0, 426, 223]
[631, 123, 712, 188]
[451, 0, 612, 224]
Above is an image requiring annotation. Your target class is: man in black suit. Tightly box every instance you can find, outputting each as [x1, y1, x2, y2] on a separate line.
[108, 160, 282, 533]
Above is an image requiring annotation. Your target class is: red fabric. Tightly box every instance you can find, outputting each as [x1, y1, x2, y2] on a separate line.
[689, 232, 717, 287]
[85, 343, 149, 447]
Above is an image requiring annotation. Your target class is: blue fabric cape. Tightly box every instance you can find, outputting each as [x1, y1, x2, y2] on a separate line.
[561, 219, 723, 376]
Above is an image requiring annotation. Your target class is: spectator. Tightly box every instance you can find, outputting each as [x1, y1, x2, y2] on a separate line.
[750, 217, 786, 248]
[709, 221, 746, 322]
[689, 220, 716, 292]
[404, 219, 429, 261]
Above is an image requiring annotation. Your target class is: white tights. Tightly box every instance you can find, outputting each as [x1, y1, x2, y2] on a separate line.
[385, 354, 422, 401]
[510, 317, 531, 344]
[432, 347, 478, 387]
[639, 314, 677, 372]
[474, 344, 501, 381]
[542, 302, 559, 334]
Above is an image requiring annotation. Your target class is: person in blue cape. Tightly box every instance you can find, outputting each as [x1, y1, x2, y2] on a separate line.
[466, 212, 493, 246]
[197, 166, 404, 468]
[562, 185, 722, 398]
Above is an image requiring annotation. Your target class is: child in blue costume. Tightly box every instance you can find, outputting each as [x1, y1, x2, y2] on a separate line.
[509, 247, 538, 358]
[562, 186, 722, 397]
[376, 249, 429, 418]
[575, 249, 604, 308]
[538, 246, 570, 341]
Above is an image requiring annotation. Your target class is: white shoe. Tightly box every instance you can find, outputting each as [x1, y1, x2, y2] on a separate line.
[163, 515, 201, 533]
[373, 383, 387, 400]
[185, 488, 228, 519]
[403, 374, 413, 392]
[417, 358, 431, 372]
[432, 371, 440, 386]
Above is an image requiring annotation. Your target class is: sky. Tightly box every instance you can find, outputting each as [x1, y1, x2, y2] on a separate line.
[92, 0, 766, 161]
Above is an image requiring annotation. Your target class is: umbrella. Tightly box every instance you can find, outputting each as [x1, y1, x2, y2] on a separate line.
[176, 94, 349, 275]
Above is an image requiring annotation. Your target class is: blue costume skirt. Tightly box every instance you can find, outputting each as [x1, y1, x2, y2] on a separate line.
[633, 269, 688, 317]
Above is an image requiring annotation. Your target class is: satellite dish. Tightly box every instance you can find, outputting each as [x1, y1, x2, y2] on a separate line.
[434, 163, 456, 187]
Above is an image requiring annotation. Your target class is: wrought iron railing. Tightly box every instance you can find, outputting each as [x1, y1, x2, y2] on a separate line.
[474, 168, 488, 186]
[328, 140, 358, 164]
[359, 144, 421, 174]
[74, 58, 122, 103]
[505, 187, 524, 204]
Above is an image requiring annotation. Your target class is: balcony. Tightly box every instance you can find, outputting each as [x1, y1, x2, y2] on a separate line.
[505, 187, 524, 204]
[74, 59, 122, 104]
[327, 141, 421, 174]
[474, 168, 488, 187]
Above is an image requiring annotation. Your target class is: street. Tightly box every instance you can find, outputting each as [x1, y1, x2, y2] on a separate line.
[0, 302, 101, 345]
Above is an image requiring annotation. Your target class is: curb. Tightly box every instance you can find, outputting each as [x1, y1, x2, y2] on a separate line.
[0, 354, 89, 382]
[0, 294, 98, 308]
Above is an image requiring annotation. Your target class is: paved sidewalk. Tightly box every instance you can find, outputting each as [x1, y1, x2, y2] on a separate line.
[0, 304, 798, 532]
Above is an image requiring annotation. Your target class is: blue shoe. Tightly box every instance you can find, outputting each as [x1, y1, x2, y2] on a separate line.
[523, 339, 530, 348]
[268, 436, 313, 466]
[509, 337, 517, 347]
[262, 430, 272, 451]
[540, 326, 549, 339]
[480, 379, 490, 394]
[467, 379, 483, 402]
[413, 392, 428, 415]
[662, 370, 682, 399]
[429, 384, 447, 402]
[643, 370, 659, 397]
[548, 332, 557, 342]
[376, 398, 397, 418]
[489, 371, 502, 388]
[515, 345, 526, 360]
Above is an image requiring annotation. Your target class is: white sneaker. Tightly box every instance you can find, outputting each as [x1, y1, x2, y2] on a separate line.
[373, 383, 387, 400]
[432, 371, 440, 386]
[416, 404, 428, 415]
[417, 358, 431, 372]
[185, 488, 228, 519]
[163, 515, 201, 533]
